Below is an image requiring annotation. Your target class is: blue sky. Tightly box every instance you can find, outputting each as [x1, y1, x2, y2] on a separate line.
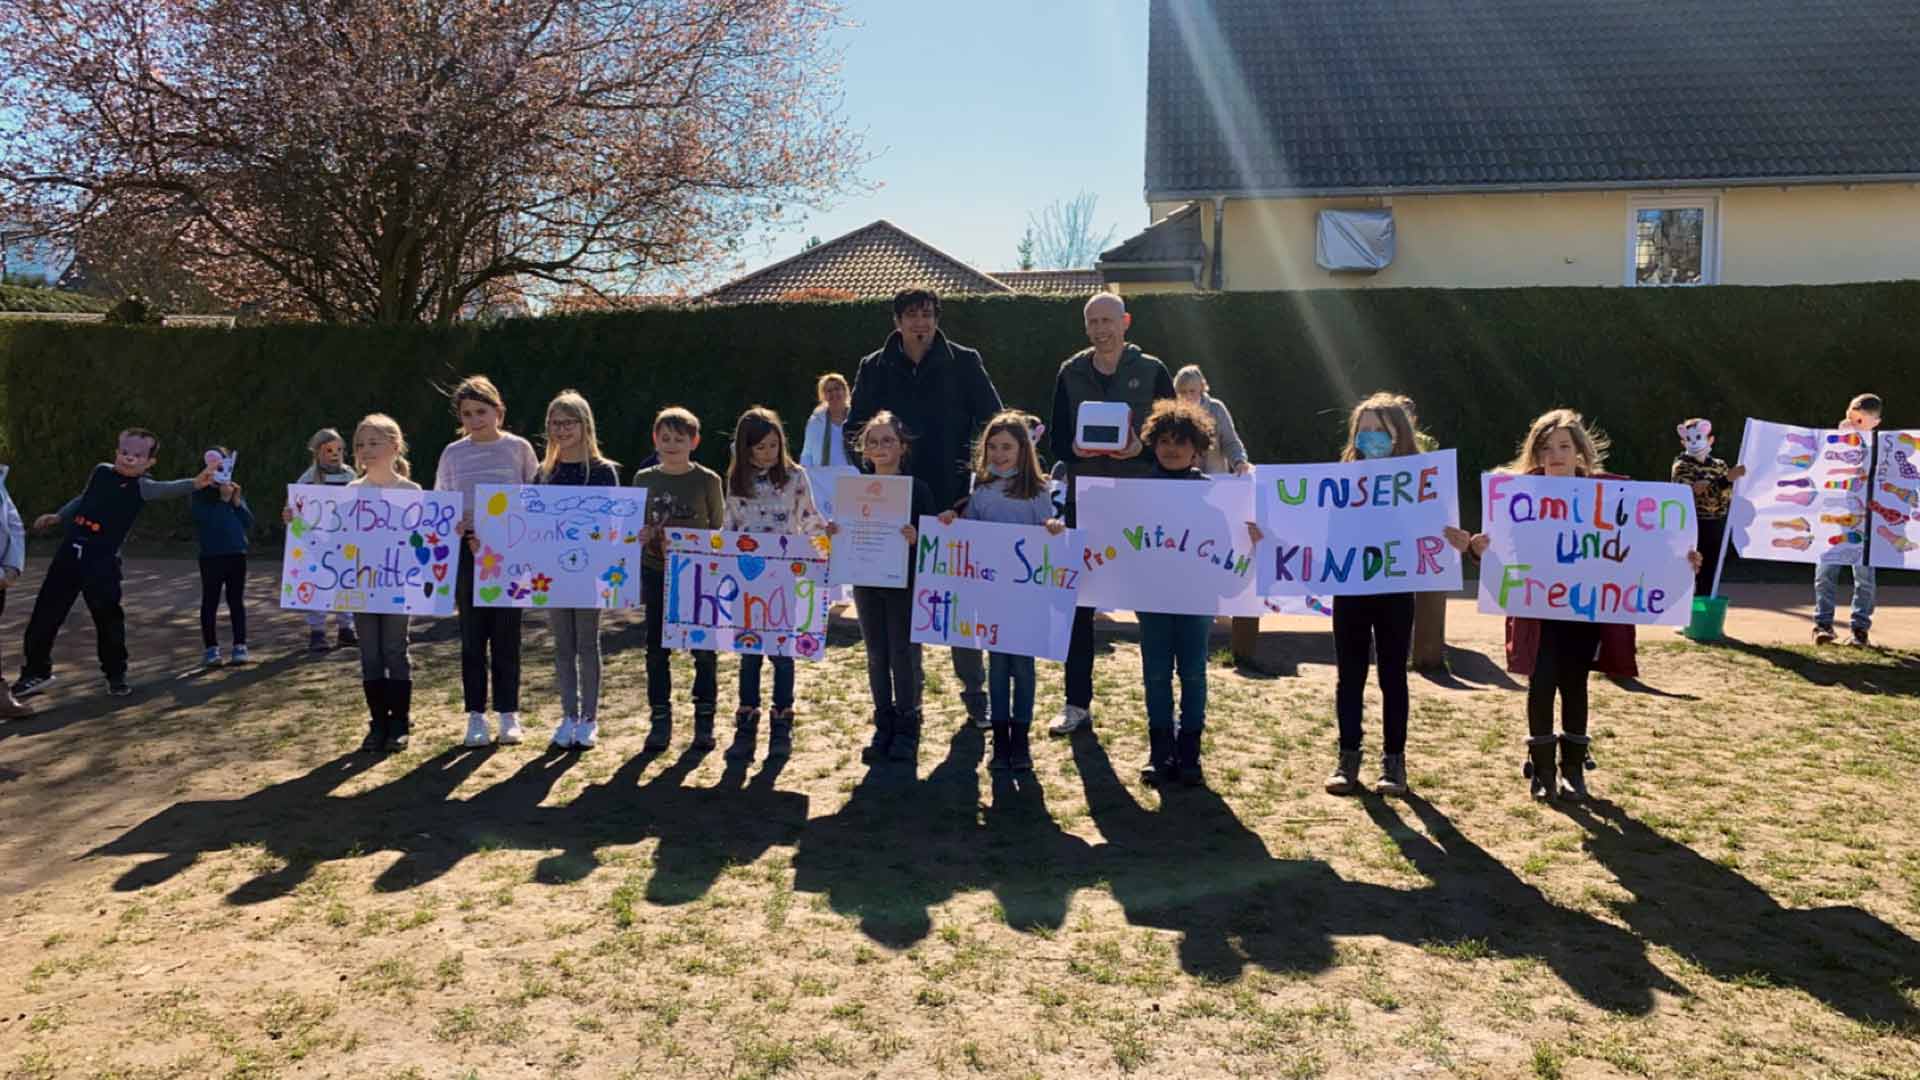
[730, 0, 1153, 276]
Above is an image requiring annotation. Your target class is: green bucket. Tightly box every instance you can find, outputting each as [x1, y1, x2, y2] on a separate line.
[1683, 595, 1728, 642]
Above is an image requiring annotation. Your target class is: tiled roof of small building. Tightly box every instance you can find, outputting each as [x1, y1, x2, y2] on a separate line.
[992, 269, 1105, 295]
[704, 221, 1013, 304]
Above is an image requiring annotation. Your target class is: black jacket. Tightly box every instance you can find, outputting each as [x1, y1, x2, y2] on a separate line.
[844, 329, 1003, 511]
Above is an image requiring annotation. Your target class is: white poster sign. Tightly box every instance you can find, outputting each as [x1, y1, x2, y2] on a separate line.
[280, 484, 463, 616]
[1476, 473, 1697, 627]
[1075, 476, 1264, 617]
[661, 528, 832, 659]
[1253, 449, 1462, 596]
[470, 484, 646, 609]
[910, 516, 1078, 660]
[1869, 430, 1920, 569]
[1728, 418, 1865, 566]
[827, 474, 912, 588]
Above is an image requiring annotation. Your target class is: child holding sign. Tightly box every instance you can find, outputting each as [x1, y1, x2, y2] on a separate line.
[1324, 394, 1422, 799]
[435, 376, 540, 748]
[540, 390, 621, 751]
[1813, 393, 1882, 647]
[723, 407, 825, 761]
[828, 412, 936, 765]
[1448, 409, 1700, 802]
[348, 415, 422, 750]
[634, 407, 725, 752]
[939, 411, 1065, 773]
[295, 428, 357, 652]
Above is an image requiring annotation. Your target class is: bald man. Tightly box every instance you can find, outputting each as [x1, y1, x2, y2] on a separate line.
[1046, 292, 1175, 737]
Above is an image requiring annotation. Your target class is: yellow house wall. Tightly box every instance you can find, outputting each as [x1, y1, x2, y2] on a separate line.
[1153, 185, 1920, 290]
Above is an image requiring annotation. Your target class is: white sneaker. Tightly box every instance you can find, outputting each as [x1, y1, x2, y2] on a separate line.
[1048, 704, 1091, 736]
[496, 712, 525, 745]
[550, 717, 577, 750]
[574, 719, 599, 749]
[462, 712, 493, 747]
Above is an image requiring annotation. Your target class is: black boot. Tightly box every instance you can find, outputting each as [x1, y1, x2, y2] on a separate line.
[1009, 724, 1033, 772]
[988, 720, 1012, 772]
[1325, 747, 1363, 795]
[691, 707, 717, 750]
[862, 709, 895, 764]
[1558, 733, 1593, 802]
[1176, 728, 1204, 788]
[768, 709, 795, 758]
[725, 708, 760, 762]
[360, 680, 388, 752]
[386, 680, 412, 751]
[644, 707, 673, 751]
[1139, 727, 1176, 785]
[1525, 735, 1558, 800]
[889, 709, 921, 765]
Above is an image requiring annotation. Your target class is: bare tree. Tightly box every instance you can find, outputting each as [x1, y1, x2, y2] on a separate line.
[1025, 192, 1117, 270]
[0, 0, 864, 324]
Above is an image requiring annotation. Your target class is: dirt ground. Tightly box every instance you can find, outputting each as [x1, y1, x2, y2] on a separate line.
[1, 558, 1916, 1079]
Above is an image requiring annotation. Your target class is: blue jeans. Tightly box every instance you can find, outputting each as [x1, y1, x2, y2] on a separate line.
[1139, 612, 1209, 734]
[739, 654, 795, 710]
[988, 652, 1035, 727]
[1814, 562, 1876, 631]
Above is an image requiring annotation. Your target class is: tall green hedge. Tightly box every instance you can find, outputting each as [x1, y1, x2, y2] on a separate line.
[1, 282, 1916, 545]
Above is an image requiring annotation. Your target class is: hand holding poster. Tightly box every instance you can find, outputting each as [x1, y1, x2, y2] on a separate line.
[1075, 476, 1263, 617]
[1728, 419, 1865, 566]
[1870, 430, 1920, 569]
[280, 484, 463, 615]
[471, 484, 646, 609]
[910, 516, 1079, 660]
[1476, 473, 1696, 626]
[1253, 449, 1462, 596]
[661, 528, 832, 659]
[827, 474, 912, 588]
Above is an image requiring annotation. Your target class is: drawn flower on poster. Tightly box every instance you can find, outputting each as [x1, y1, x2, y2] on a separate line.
[479, 546, 504, 580]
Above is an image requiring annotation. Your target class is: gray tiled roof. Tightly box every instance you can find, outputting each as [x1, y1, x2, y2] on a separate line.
[704, 221, 1012, 304]
[1099, 202, 1206, 264]
[1145, 0, 1920, 197]
[991, 269, 1106, 294]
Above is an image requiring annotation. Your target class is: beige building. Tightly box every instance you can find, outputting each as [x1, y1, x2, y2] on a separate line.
[1101, 0, 1920, 294]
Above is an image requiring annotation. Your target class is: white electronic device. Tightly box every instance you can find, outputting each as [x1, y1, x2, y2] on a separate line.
[1075, 401, 1132, 451]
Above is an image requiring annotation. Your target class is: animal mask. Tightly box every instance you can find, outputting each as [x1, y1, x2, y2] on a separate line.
[1677, 419, 1713, 462]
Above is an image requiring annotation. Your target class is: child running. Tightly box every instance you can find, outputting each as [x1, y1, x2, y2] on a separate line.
[723, 406, 825, 762]
[937, 411, 1066, 773]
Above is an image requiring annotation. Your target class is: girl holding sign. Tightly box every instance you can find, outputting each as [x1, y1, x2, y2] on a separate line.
[940, 411, 1066, 774]
[723, 406, 826, 761]
[436, 376, 541, 748]
[1324, 394, 1423, 799]
[540, 390, 621, 752]
[827, 411, 936, 766]
[1447, 409, 1700, 802]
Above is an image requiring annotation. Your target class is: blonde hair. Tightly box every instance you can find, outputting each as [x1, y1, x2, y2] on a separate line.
[1340, 392, 1422, 462]
[354, 413, 412, 479]
[307, 427, 345, 469]
[970, 410, 1047, 502]
[815, 372, 849, 402]
[541, 389, 616, 478]
[1173, 364, 1208, 393]
[448, 374, 506, 435]
[1503, 407, 1609, 476]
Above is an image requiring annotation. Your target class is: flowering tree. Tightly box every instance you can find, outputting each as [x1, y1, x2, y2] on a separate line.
[0, 0, 862, 323]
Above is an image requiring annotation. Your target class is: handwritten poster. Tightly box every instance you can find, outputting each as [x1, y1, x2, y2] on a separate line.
[1728, 419, 1865, 566]
[280, 484, 462, 616]
[910, 516, 1079, 660]
[1075, 476, 1264, 617]
[471, 484, 646, 609]
[1870, 430, 1920, 570]
[661, 528, 832, 659]
[827, 474, 912, 588]
[1476, 474, 1697, 627]
[1253, 450, 1462, 596]
[809, 464, 862, 602]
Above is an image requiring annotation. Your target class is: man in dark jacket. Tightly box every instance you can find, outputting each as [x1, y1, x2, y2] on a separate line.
[844, 286, 1003, 728]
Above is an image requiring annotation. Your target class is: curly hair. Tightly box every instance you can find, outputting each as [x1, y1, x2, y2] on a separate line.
[1140, 399, 1215, 457]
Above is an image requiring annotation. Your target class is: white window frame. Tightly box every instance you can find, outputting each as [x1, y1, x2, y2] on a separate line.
[1624, 195, 1721, 286]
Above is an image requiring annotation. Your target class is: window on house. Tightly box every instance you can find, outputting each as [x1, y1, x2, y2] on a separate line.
[1628, 198, 1718, 286]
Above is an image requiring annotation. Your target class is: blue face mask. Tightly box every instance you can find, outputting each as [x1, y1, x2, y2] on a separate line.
[1355, 431, 1395, 460]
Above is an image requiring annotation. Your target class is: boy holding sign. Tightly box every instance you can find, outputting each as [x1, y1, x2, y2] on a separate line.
[634, 407, 726, 752]
[1448, 409, 1700, 803]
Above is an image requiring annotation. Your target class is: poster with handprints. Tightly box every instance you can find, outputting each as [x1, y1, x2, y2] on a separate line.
[660, 528, 833, 659]
[471, 484, 646, 609]
[1727, 419, 1864, 566]
[1869, 430, 1920, 569]
[280, 484, 462, 615]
